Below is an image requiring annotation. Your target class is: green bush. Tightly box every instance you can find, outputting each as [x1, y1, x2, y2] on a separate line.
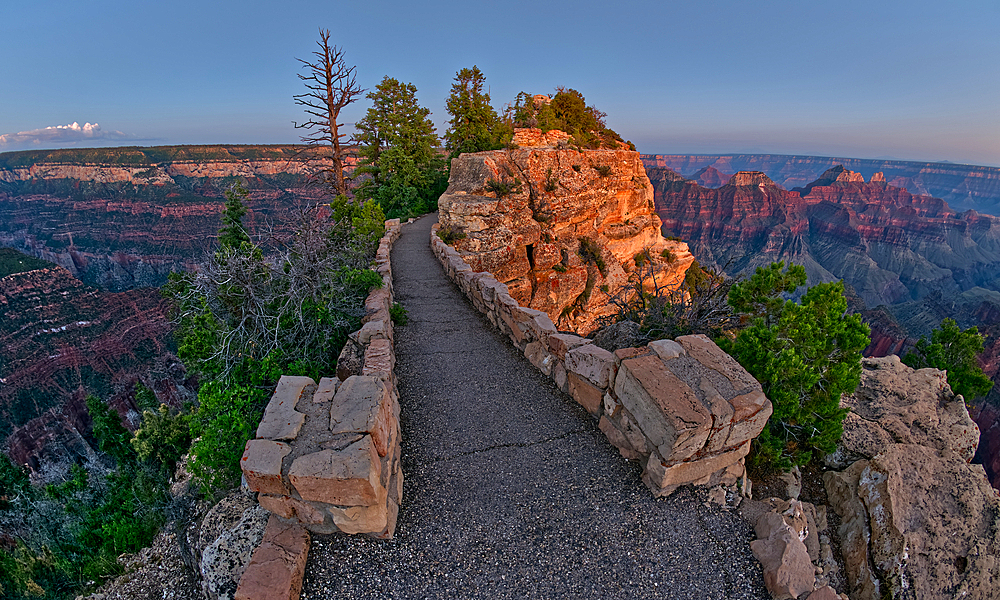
[577, 237, 607, 276]
[594, 165, 612, 177]
[722, 263, 869, 471]
[132, 404, 193, 474]
[903, 318, 993, 402]
[437, 226, 466, 245]
[486, 177, 521, 199]
[390, 302, 409, 326]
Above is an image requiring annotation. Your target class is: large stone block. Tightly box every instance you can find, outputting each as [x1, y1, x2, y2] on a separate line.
[699, 376, 735, 454]
[616, 353, 711, 462]
[328, 481, 389, 535]
[547, 333, 591, 359]
[677, 334, 761, 393]
[312, 377, 339, 405]
[255, 376, 313, 441]
[524, 341, 556, 376]
[568, 371, 603, 415]
[241, 440, 291, 496]
[234, 515, 310, 600]
[288, 437, 384, 506]
[330, 376, 394, 457]
[642, 441, 751, 497]
[565, 344, 616, 388]
[728, 392, 773, 447]
[257, 494, 326, 527]
[361, 338, 394, 381]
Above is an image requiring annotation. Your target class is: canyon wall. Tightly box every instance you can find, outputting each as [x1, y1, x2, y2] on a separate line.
[653, 165, 1000, 310]
[439, 132, 692, 334]
[0, 264, 191, 473]
[0, 145, 344, 290]
[644, 153, 1000, 214]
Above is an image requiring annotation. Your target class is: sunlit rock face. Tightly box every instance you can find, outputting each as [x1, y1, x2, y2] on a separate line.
[439, 136, 693, 335]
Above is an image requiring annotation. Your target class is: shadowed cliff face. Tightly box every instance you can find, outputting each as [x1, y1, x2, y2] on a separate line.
[653, 166, 1000, 309]
[0, 145, 344, 291]
[644, 154, 1000, 214]
[439, 141, 692, 334]
[0, 265, 192, 473]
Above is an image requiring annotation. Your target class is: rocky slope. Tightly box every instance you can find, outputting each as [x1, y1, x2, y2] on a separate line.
[439, 129, 693, 334]
[824, 356, 1000, 600]
[0, 145, 343, 290]
[0, 260, 192, 474]
[644, 153, 1000, 214]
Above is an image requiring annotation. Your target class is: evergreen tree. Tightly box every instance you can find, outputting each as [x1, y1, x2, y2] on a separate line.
[721, 263, 870, 471]
[444, 66, 508, 159]
[217, 181, 251, 249]
[903, 318, 993, 402]
[354, 76, 445, 219]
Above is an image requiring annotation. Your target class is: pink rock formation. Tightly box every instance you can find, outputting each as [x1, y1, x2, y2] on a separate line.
[438, 140, 694, 334]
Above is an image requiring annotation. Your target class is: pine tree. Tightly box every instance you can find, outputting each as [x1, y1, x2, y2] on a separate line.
[354, 76, 444, 218]
[444, 66, 508, 159]
[218, 181, 251, 249]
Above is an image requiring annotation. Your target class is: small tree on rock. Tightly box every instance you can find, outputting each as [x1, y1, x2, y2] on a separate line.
[903, 318, 993, 402]
[722, 262, 870, 471]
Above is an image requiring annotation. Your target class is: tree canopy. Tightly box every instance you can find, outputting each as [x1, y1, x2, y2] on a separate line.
[903, 318, 993, 402]
[354, 76, 446, 219]
[443, 66, 509, 159]
[512, 88, 628, 149]
[721, 263, 870, 470]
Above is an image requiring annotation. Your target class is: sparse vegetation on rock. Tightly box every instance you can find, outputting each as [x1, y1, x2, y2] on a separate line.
[903, 317, 993, 402]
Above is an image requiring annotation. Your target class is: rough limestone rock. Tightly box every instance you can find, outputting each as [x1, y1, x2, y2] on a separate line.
[234, 515, 310, 600]
[751, 511, 815, 600]
[827, 355, 980, 468]
[200, 501, 269, 600]
[824, 356, 1000, 600]
[439, 140, 694, 334]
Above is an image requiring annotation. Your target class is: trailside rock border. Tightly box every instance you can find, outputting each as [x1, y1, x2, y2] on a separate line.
[236, 219, 403, 600]
[430, 222, 772, 498]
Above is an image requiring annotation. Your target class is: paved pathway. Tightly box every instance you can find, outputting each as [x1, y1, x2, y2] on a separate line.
[300, 214, 769, 599]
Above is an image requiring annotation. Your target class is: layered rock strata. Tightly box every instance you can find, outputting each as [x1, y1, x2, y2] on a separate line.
[823, 356, 1000, 600]
[652, 164, 1000, 309]
[438, 131, 693, 334]
[431, 224, 772, 497]
[643, 153, 1000, 214]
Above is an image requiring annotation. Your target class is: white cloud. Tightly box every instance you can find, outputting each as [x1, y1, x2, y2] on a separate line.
[0, 122, 137, 151]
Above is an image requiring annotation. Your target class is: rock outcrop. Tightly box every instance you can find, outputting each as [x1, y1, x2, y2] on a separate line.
[439, 131, 693, 334]
[823, 356, 1000, 600]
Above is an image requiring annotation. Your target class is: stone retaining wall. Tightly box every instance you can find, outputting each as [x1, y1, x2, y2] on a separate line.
[240, 219, 404, 538]
[431, 222, 771, 497]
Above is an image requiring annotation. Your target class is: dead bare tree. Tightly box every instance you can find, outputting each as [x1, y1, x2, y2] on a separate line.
[294, 29, 364, 197]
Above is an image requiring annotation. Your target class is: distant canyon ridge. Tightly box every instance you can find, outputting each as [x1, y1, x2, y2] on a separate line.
[642, 153, 1000, 214]
[0, 145, 340, 290]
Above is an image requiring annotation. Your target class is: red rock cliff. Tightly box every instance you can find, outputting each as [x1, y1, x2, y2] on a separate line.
[439, 135, 693, 334]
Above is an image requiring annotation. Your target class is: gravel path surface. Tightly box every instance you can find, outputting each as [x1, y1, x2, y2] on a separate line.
[300, 213, 769, 599]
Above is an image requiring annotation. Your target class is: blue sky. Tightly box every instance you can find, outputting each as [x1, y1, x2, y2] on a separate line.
[1, 0, 998, 166]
